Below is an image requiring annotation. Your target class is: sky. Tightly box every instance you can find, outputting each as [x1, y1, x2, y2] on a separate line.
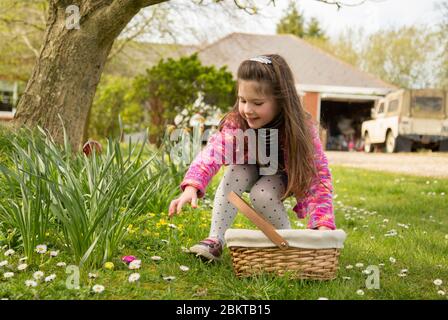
[249, 0, 442, 39]
[140, 0, 444, 45]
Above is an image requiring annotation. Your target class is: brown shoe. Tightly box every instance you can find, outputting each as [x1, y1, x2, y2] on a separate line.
[189, 238, 223, 262]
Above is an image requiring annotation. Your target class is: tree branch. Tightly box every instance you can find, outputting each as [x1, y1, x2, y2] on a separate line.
[21, 33, 40, 58]
[107, 9, 158, 60]
[136, 0, 170, 8]
[0, 17, 46, 32]
[313, 0, 370, 10]
[232, 0, 258, 15]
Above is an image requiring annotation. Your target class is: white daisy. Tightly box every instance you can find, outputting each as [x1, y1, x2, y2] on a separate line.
[44, 274, 56, 282]
[88, 273, 97, 279]
[362, 269, 372, 275]
[0, 260, 8, 267]
[151, 256, 162, 261]
[25, 280, 38, 287]
[128, 259, 141, 270]
[356, 289, 365, 296]
[33, 271, 44, 280]
[437, 290, 446, 296]
[168, 224, 177, 229]
[181, 247, 190, 253]
[398, 273, 407, 277]
[163, 276, 176, 281]
[3, 272, 14, 279]
[179, 265, 190, 272]
[317, 297, 329, 300]
[4, 249, 15, 257]
[19, 257, 28, 262]
[342, 277, 352, 280]
[35, 244, 47, 254]
[92, 284, 105, 293]
[128, 273, 140, 283]
[389, 257, 396, 264]
[56, 262, 67, 268]
[433, 279, 443, 286]
[50, 251, 59, 257]
[345, 265, 354, 270]
[400, 269, 409, 274]
[17, 263, 28, 271]
[385, 230, 398, 237]
[355, 263, 364, 268]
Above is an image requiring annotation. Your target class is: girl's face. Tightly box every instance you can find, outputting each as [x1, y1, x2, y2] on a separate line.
[238, 80, 279, 129]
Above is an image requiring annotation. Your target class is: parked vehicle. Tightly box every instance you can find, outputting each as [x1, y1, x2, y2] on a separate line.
[361, 89, 448, 153]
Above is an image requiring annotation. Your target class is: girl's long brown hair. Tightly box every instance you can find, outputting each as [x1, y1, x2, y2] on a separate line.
[219, 54, 318, 200]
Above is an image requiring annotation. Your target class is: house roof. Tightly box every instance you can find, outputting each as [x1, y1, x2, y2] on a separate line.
[197, 32, 396, 94]
[105, 41, 198, 77]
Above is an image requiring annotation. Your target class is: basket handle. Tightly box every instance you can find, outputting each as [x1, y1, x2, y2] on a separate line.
[227, 191, 289, 250]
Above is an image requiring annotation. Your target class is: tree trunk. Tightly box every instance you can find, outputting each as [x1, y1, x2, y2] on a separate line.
[12, 0, 167, 151]
[148, 97, 164, 146]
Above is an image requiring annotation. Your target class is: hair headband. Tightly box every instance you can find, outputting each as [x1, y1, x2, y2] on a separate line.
[249, 55, 272, 64]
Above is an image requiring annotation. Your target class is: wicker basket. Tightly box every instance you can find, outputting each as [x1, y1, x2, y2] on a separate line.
[225, 191, 346, 280]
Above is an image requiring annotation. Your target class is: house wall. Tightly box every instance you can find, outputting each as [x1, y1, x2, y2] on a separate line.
[0, 114, 13, 121]
[302, 91, 319, 123]
[302, 91, 329, 149]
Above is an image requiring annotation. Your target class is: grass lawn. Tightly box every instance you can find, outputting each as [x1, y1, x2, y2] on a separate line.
[1, 165, 447, 300]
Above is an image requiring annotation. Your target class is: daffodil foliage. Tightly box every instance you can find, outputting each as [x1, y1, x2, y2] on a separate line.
[0, 125, 185, 268]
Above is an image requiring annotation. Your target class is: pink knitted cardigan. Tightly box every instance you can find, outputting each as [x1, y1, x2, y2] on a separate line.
[180, 118, 336, 230]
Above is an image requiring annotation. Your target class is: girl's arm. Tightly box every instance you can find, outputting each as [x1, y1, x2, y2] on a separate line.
[180, 121, 239, 198]
[293, 123, 336, 230]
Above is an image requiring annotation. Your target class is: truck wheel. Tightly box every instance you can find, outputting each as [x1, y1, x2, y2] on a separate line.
[385, 131, 396, 153]
[386, 132, 412, 153]
[439, 140, 448, 152]
[364, 133, 373, 153]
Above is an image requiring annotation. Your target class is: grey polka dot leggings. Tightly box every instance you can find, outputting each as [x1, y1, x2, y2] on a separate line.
[209, 164, 291, 243]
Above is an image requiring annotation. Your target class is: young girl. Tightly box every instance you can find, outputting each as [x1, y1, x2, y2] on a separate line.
[168, 54, 335, 261]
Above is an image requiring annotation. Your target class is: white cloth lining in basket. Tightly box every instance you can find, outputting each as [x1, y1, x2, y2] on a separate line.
[224, 229, 347, 249]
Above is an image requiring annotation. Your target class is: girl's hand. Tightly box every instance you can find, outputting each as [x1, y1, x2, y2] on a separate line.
[317, 226, 331, 230]
[168, 186, 199, 218]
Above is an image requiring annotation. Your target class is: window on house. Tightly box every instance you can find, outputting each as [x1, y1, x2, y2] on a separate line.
[0, 91, 14, 112]
[377, 102, 385, 114]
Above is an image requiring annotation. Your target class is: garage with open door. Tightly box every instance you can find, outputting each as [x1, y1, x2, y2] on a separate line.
[319, 96, 375, 151]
